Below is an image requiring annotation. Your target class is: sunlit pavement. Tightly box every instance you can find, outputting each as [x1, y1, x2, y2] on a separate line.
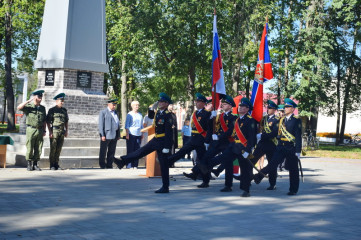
[1, 157, 360, 240]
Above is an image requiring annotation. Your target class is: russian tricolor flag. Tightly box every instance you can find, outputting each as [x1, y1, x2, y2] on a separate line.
[250, 23, 273, 122]
[212, 15, 226, 109]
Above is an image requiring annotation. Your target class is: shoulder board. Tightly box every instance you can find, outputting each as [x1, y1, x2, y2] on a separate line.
[294, 115, 299, 119]
[165, 110, 169, 114]
[247, 115, 253, 119]
[275, 116, 280, 120]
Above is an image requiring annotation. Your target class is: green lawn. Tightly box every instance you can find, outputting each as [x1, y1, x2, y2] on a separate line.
[0, 124, 20, 134]
[306, 144, 361, 159]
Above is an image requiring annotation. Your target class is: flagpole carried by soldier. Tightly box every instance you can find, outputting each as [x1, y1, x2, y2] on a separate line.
[253, 98, 302, 195]
[46, 93, 69, 170]
[17, 90, 47, 171]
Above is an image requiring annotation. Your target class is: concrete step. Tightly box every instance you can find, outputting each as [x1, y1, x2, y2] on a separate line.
[42, 146, 126, 157]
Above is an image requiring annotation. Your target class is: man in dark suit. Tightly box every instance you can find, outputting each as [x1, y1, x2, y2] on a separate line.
[114, 93, 174, 193]
[253, 98, 302, 196]
[98, 99, 120, 169]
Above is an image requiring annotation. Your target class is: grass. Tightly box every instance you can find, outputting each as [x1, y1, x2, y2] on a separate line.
[305, 144, 361, 159]
[0, 124, 20, 134]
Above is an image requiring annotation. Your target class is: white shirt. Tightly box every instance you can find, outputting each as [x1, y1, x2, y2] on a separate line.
[108, 107, 119, 125]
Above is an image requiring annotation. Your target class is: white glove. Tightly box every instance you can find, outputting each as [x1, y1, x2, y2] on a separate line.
[242, 152, 249, 159]
[162, 148, 169, 154]
[212, 134, 219, 141]
[150, 101, 158, 110]
[204, 143, 209, 150]
[210, 111, 217, 119]
[295, 152, 301, 159]
[257, 133, 262, 141]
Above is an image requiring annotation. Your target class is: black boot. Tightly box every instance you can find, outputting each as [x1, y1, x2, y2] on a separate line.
[27, 161, 33, 171]
[33, 161, 42, 171]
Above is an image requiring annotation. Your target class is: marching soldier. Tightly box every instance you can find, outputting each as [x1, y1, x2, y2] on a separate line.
[252, 100, 279, 190]
[46, 93, 69, 170]
[167, 93, 211, 168]
[17, 90, 47, 171]
[114, 93, 174, 193]
[197, 98, 257, 197]
[183, 95, 237, 191]
[253, 98, 302, 195]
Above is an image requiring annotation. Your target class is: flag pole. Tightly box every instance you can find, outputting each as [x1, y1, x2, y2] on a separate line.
[212, 8, 217, 133]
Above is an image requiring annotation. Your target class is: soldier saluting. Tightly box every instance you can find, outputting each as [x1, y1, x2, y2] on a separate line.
[17, 90, 47, 171]
[253, 98, 302, 195]
[46, 93, 69, 170]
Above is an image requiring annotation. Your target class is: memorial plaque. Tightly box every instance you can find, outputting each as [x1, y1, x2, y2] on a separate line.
[45, 70, 55, 86]
[77, 71, 92, 88]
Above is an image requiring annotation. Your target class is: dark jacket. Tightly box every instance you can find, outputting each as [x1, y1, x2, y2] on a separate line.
[206, 111, 237, 146]
[231, 113, 257, 155]
[148, 109, 174, 149]
[278, 114, 302, 153]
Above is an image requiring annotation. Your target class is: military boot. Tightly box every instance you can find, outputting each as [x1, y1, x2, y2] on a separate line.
[33, 161, 42, 171]
[27, 161, 33, 171]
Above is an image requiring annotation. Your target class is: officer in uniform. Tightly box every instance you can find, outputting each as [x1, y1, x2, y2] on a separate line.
[198, 98, 256, 197]
[252, 100, 280, 190]
[183, 95, 237, 191]
[168, 93, 211, 168]
[46, 93, 69, 170]
[17, 90, 47, 171]
[253, 98, 302, 195]
[114, 93, 174, 193]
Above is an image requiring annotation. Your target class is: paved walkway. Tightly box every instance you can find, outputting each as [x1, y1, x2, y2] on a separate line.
[1, 157, 361, 240]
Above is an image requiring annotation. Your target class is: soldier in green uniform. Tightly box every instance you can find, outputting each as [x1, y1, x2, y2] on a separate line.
[17, 90, 47, 171]
[46, 93, 69, 170]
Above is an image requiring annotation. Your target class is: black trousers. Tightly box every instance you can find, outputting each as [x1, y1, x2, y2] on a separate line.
[99, 139, 117, 168]
[126, 134, 141, 167]
[205, 145, 242, 189]
[261, 144, 300, 193]
[121, 137, 170, 188]
[252, 141, 277, 187]
[168, 139, 206, 165]
[193, 141, 228, 184]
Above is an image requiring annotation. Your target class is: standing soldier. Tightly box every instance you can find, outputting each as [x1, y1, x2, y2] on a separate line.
[114, 93, 174, 193]
[183, 95, 237, 191]
[46, 93, 69, 170]
[17, 90, 47, 171]
[252, 100, 279, 190]
[253, 98, 302, 195]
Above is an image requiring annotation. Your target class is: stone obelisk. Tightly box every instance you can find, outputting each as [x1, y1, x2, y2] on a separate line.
[34, 0, 108, 138]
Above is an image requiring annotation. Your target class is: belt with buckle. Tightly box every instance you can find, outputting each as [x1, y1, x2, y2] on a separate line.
[27, 125, 42, 129]
[155, 133, 165, 138]
[52, 126, 62, 130]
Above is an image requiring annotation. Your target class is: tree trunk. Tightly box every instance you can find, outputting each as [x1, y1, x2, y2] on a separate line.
[5, 0, 16, 131]
[335, 45, 341, 145]
[339, 28, 358, 144]
[121, 58, 128, 128]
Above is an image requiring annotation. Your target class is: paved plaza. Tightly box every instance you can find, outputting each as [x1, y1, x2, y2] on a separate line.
[1, 157, 361, 240]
